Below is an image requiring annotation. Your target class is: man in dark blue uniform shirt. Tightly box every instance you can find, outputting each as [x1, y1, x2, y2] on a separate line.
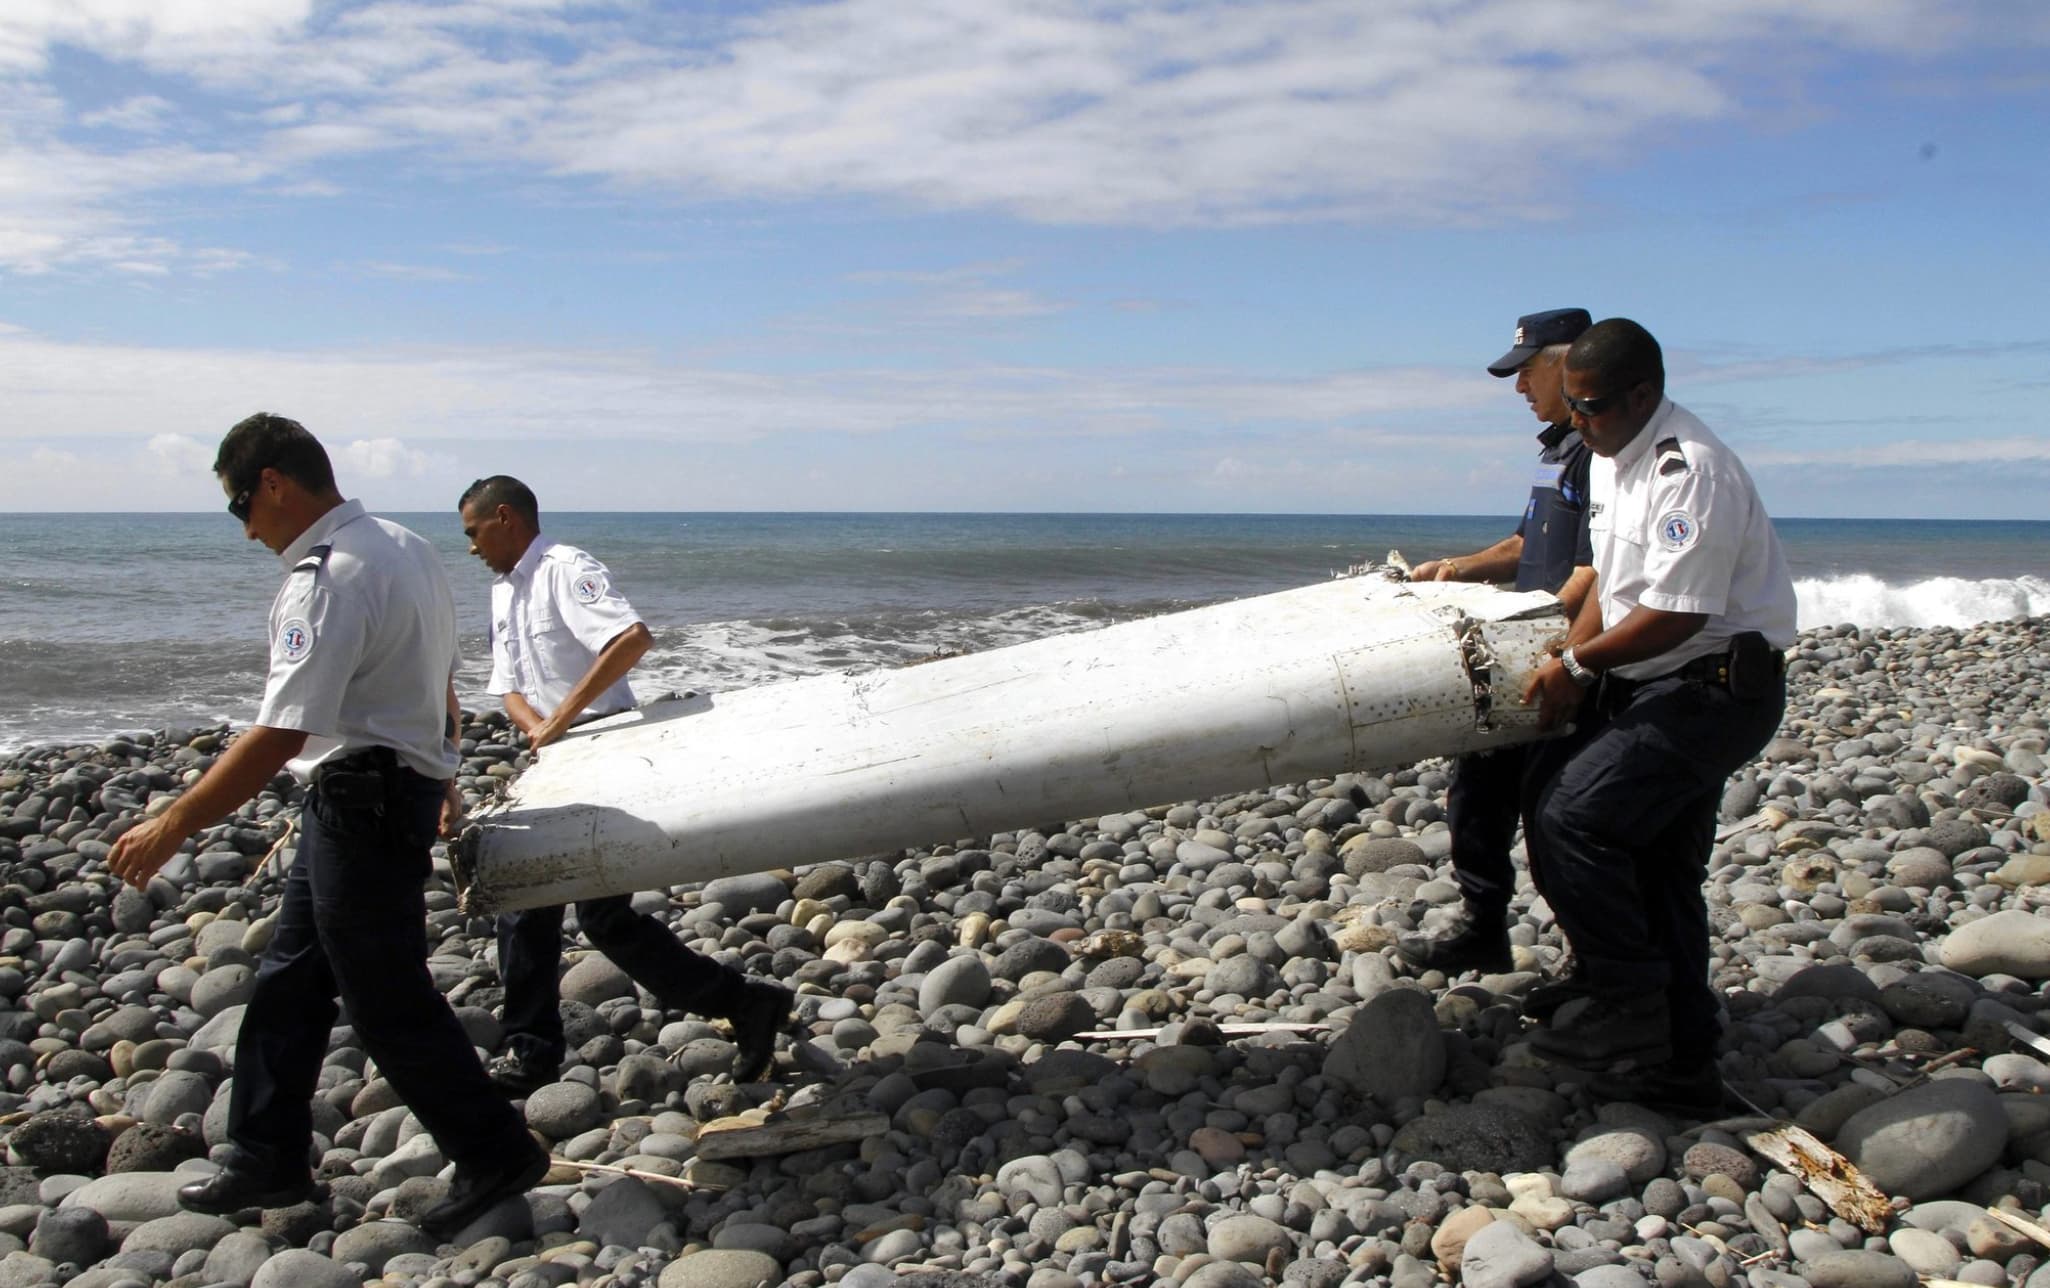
[1399, 308, 1595, 980]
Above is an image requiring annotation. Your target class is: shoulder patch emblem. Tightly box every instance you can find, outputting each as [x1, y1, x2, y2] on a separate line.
[1657, 509, 1698, 552]
[277, 617, 315, 663]
[572, 573, 605, 605]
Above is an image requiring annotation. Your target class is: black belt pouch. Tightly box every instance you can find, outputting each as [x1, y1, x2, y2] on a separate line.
[1726, 631, 1778, 701]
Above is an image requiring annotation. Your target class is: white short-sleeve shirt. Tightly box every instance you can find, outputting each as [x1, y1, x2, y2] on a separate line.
[255, 499, 462, 779]
[1588, 398, 1798, 681]
[486, 538, 643, 720]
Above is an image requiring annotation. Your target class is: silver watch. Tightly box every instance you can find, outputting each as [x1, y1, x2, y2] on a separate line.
[1560, 646, 1599, 688]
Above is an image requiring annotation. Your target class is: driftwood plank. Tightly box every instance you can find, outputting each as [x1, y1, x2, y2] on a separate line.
[1073, 1022, 1332, 1041]
[693, 1112, 889, 1161]
[1743, 1123, 1892, 1234]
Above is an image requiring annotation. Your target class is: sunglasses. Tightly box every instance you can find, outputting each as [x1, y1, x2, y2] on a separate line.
[227, 478, 258, 523]
[1562, 383, 1637, 418]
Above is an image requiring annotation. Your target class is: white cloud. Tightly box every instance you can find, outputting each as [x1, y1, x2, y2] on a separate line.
[1748, 436, 2050, 469]
[145, 431, 215, 477]
[78, 93, 177, 133]
[0, 0, 2039, 276]
[355, 259, 469, 282]
[0, 326, 1490, 455]
[340, 436, 436, 478]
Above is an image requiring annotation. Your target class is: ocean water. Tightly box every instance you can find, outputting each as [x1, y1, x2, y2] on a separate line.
[2, 512, 2045, 750]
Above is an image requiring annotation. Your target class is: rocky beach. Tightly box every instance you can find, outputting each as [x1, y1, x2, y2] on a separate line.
[2, 614, 2048, 1288]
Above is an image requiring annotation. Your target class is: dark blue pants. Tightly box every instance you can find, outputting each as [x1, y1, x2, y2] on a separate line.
[228, 766, 530, 1176]
[1445, 745, 1538, 913]
[497, 896, 744, 1066]
[1524, 671, 1785, 1063]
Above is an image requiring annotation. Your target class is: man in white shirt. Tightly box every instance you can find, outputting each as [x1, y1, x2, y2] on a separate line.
[458, 476, 792, 1092]
[110, 414, 545, 1237]
[1520, 320, 1796, 1113]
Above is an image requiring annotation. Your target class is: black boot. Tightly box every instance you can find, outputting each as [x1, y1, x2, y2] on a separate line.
[1589, 1059, 1727, 1117]
[1396, 905, 1511, 975]
[485, 1047, 560, 1096]
[419, 1143, 549, 1239]
[1521, 958, 1591, 1021]
[1532, 991, 1673, 1070]
[727, 979, 795, 1082]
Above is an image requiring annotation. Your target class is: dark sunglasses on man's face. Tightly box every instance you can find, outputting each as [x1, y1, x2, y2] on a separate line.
[1563, 383, 1636, 418]
[227, 484, 256, 523]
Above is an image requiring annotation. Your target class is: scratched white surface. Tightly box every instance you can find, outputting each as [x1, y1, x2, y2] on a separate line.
[457, 575, 1564, 913]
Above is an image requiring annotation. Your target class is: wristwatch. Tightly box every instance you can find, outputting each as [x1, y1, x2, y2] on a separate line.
[1560, 646, 1600, 688]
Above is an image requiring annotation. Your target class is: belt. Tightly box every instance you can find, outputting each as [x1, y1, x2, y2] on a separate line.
[1608, 636, 1785, 699]
[310, 746, 418, 812]
[1669, 649, 1783, 686]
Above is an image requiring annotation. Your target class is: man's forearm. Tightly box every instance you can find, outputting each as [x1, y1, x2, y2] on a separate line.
[1574, 605, 1709, 673]
[549, 623, 653, 728]
[1416, 534, 1522, 583]
[1554, 566, 1596, 624]
[502, 692, 545, 737]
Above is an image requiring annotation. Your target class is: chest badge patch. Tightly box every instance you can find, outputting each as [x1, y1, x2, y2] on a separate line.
[1658, 510, 1698, 551]
[277, 617, 315, 663]
[572, 574, 605, 605]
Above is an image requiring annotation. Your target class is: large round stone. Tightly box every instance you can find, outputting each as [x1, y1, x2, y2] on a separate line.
[1013, 992, 1095, 1043]
[1939, 910, 2050, 980]
[1836, 1079, 2007, 1200]
[560, 954, 635, 1006]
[330, 1220, 437, 1273]
[657, 1249, 784, 1288]
[1323, 987, 1444, 1103]
[699, 873, 788, 918]
[918, 954, 992, 1016]
[1207, 1213, 1293, 1265]
[1205, 955, 1279, 999]
[106, 1122, 207, 1173]
[1389, 1103, 1552, 1175]
[252, 1248, 365, 1288]
[524, 1081, 604, 1138]
[8, 1108, 110, 1174]
[1343, 836, 1426, 877]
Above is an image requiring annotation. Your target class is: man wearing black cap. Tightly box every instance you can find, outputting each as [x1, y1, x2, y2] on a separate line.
[1398, 308, 1595, 983]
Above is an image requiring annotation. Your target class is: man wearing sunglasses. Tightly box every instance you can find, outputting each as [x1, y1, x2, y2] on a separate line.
[456, 476, 794, 1093]
[1399, 308, 1596, 986]
[1520, 320, 1796, 1112]
[110, 414, 547, 1236]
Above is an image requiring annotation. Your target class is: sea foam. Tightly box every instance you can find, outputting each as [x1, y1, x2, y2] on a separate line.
[1795, 574, 2050, 632]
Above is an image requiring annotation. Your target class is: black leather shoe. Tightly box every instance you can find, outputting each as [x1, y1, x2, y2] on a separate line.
[1522, 965, 1592, 1022]
[727, 980, 795, 1082]
[486, 1047, 560, 1096]
[178, 1167, 316, 1215]
[1532, 992, 1673, 1071]
[419, 1144, 549, 1239]
[1590, 1060, 1727, 1117]
[1396, 906, 1511, 975]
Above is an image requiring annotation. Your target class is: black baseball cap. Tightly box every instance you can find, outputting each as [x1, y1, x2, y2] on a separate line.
[1488, 308, 1592, 377]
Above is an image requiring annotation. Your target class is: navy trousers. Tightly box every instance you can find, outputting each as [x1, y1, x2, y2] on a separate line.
[1523, 670, 1785, 1063]
[1444, 745, 1539, 913]
[228, 765, 530, 1176]
[497, 896, 745, 1066]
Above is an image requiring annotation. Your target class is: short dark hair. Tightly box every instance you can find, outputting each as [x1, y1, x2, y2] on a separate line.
[1565, 318, 1665, 395]
[213, 413, 336, 494]
[459, 475, 540, 528]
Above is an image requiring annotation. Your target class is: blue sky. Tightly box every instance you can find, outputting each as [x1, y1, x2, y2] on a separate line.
[1, 0, 2046, 517]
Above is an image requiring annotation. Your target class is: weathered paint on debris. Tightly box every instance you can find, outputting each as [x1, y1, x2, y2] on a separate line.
[456, 574, 1566, 914]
